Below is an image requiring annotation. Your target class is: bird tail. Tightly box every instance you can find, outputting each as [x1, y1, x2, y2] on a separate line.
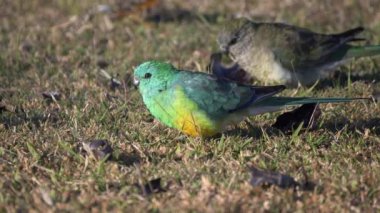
[333, 27, 364, 41]
[345, 45, 380, 59]
[245, 97, 367, 116]
[256, 97, 367, 107]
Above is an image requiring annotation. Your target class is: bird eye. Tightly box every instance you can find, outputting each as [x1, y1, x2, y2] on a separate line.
[144, 73, 152, 79]
[228, 36, 238, 46]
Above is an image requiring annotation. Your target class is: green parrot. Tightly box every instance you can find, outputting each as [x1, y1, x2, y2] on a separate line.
[133, 61, 362, 137]
[217, 20, 380, 87]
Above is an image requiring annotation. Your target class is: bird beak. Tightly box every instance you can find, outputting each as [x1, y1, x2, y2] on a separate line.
[133, 76, 139, 86]
[219, 45, 228, 54]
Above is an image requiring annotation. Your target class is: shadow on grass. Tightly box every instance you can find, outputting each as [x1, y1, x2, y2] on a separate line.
[111, 152, 141, 166]
[146, 8, 223, 23]
[212, 117, 380, 140]
[213, 122, 277, 140]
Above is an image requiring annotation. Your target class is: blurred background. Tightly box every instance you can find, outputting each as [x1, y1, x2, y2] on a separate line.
[1, 0, 379, 78]
[1, 0, 380, 211]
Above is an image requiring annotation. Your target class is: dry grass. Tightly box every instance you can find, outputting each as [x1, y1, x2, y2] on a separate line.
[1, 0, 380, 212]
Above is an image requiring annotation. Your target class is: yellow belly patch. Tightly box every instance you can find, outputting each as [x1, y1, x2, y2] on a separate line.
[171, 86, 217, 137]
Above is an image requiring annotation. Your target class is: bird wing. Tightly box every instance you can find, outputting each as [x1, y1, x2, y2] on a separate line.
[173, 71, 285, 117]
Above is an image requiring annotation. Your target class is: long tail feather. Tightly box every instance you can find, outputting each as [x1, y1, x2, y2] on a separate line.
[333, 27, 364, 41]
[345, 45, 380, 59]
[257, 97, 367, 107]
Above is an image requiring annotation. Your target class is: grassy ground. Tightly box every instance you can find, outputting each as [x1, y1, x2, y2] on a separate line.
[1, 0, 380, 212]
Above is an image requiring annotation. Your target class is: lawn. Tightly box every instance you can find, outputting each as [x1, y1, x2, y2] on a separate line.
[1, 0, 380, 212]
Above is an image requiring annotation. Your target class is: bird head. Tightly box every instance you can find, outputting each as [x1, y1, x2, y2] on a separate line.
[217, 31, 238, 53]
[217, 18, 248, 53]
[133, 61, 176, 96]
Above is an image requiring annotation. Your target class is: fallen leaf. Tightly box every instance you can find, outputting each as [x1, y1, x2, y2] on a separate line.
[134, 178, 166, 196]
[250, 166, 299, 189]
[110, 78, 122, 90]
[82, 139, 113, 161]
[19, 41, 33, 53]
[39, 187, 53, 206]
[99, 69, 122, 90]
[96, 59, 109, 69]
[0, 104, 7, 113]
[113, 152, 140, 166]
[272, 103, 321, 133]
[42, 91, 61, 101]
[372, 89, 380, 102]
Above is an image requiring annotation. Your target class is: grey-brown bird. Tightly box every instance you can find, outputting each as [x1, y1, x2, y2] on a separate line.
[217, 20, 380, 87]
